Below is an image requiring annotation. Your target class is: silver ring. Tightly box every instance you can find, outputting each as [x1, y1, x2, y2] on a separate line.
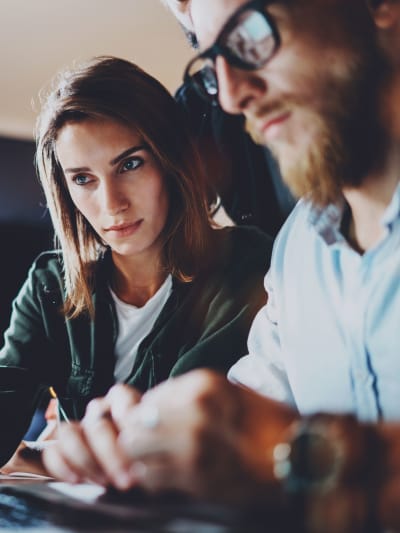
[130, 461, 147, 480]
[138, 404, 160, 429]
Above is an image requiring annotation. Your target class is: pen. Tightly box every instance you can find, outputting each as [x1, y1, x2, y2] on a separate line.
[48, 386, 70, 424]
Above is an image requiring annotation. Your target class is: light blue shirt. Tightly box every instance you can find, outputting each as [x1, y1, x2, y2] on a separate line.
[228, 185, 400, 422]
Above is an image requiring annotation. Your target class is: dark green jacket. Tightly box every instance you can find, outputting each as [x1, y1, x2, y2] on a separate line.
[0, 226, 272, 465]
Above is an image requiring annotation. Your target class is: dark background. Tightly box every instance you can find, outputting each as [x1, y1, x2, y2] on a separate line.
[0, 136, 52, 340]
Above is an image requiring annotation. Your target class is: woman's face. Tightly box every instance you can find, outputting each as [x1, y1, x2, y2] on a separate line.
[56, 118, 169, 262]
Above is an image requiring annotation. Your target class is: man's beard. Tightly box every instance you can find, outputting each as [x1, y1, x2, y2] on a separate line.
[246, 45, 388, 208]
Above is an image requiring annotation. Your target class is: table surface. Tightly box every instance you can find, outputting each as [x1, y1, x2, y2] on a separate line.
[0, 479, 295, 532]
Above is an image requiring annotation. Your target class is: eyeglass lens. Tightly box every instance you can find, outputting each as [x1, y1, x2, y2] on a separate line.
[187, 5, 276, 101]
[225, 10, 275, 67]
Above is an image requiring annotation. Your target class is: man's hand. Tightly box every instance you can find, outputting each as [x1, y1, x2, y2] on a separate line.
[115, 370, 297, 502]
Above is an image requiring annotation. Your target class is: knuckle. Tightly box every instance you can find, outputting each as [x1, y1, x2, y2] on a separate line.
[106, 383, 126, 399]
[85, 397, 104, 416]
[58, 420, 80, 440]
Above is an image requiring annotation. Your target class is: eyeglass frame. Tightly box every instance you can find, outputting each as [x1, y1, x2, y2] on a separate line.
[183, 0, 281, 104]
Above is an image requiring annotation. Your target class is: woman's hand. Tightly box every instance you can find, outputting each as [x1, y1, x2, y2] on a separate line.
[43, 370, 296, 500]
[42, 384, 142, 489]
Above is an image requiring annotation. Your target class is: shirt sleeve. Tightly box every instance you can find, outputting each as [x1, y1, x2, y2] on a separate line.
[0, 262, 51, 466]
[228, 269, 296, 408]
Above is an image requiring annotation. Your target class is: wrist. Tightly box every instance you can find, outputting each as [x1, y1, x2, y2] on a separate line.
[272, 414, 385, 532]
[375, 424, 400, 531]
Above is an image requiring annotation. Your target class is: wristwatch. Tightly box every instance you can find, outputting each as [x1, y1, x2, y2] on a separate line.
[272, 415, 384, 531]
[272, 416, 346, 494]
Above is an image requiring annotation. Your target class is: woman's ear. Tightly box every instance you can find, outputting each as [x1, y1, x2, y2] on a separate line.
[368, 0, 400, 30]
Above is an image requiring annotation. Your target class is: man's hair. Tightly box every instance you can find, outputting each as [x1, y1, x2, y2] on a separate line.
[36, 56, 212, 318]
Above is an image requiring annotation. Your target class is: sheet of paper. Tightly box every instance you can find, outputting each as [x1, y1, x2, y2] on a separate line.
[23, 439, 57, 451]
[50, 481, 106, 502]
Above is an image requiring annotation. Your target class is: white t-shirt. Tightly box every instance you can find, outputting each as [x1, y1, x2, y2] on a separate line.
[109, 275, 172, 383]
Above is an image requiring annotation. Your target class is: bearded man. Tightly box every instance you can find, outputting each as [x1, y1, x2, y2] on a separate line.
[161, 0, 399, 420]
[223, 0, 399, 420]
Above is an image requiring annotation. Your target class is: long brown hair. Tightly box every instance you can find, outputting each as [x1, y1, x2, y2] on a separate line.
[36, 56, 213, 318]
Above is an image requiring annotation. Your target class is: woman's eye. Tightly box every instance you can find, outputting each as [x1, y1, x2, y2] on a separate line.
[73, 174, 91, 185]
[122, 157, 143, 172]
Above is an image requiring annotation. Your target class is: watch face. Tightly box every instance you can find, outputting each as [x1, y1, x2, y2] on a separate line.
[290, 431, 340, 488]
[273, 422, 344, 493]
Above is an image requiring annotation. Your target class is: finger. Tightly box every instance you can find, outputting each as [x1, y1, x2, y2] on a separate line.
[42, 444, 82, 483]
[127, 457, 194, 496]
[82, 411, 133, 491]
[106, 384, 142, 429]
[117, 402, 167, 460]
[84, 396, 112, 422]
[54, 422, 108, 485]
[118, 423, 196, 467]
[118, 400, 198, 460]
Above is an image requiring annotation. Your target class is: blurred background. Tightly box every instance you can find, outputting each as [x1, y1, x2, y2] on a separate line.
[0, 0, 192, 337]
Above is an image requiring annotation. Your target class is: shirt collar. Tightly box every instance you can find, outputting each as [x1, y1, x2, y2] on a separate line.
[307, 182, 400, 246]
[307, 197, 346, 246]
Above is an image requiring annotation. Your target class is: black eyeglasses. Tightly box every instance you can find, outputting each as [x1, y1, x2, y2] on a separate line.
[183, 0, 280, 105]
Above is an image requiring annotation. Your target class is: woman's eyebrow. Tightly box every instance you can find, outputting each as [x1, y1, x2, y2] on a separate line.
[64, 165, 90, 174]
[110, 144, 149, 166]
[64, 144, 150, 174]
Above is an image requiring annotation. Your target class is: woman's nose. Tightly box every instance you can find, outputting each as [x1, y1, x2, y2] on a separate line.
[102, 182, 129, 215]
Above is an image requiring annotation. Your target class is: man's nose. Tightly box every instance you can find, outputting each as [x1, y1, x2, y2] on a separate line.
[216, 56, 267, 115]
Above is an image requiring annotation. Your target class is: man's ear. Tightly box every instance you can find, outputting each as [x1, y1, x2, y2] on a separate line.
[368, 0, 400, 29]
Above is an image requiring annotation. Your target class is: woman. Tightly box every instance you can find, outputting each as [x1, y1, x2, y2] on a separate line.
[0, 56, 272, 468]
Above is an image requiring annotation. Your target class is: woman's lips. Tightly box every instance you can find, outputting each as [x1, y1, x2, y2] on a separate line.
[105, 219, 143, 237]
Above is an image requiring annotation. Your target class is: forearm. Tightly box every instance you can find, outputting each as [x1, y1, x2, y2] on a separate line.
[234, 384, 298, 486]
[1, 441, 50, 477]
